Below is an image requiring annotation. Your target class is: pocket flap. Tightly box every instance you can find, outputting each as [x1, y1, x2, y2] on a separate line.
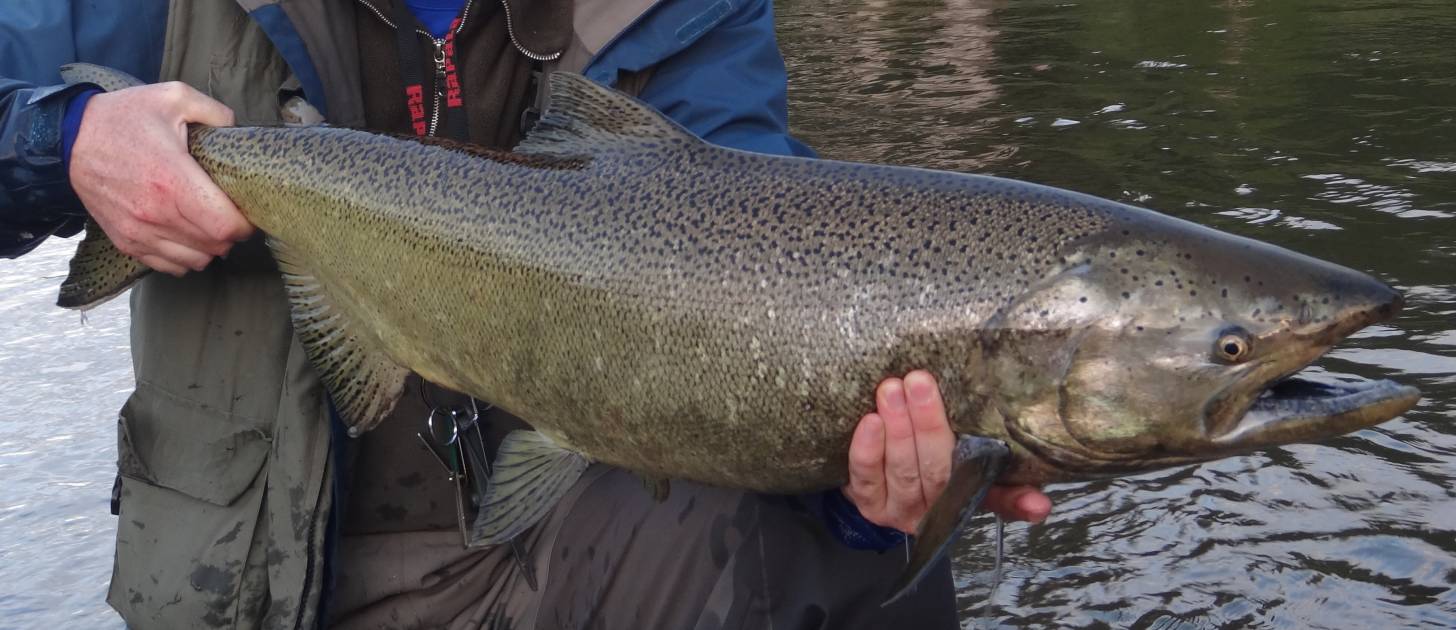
[118, 385, 271, 506]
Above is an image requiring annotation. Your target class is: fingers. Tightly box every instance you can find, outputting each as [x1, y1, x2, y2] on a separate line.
[904, 370, 955, 503]
[841, 372, 1056, 533]
[844, 413, 887, 518]
[174, 159, 253, 246]
[877, 378, 927, 530]
[145, 238, 215, 276]
[170, 82, 235, 127]
[162, 86, 251, 248]
[138, 255, 187, 277]
[69, 82, 252, 274]
[982, 485, 1053, 524]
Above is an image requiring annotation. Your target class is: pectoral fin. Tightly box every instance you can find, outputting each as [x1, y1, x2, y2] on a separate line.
[884, 435, 1010, 606]
[469, 430, 590, 546]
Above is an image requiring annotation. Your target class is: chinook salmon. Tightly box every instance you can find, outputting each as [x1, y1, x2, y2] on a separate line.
[58, 64, 1420, 602]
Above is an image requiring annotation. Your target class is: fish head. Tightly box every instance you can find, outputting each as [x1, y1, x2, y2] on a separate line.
[985, 208, 1421, 482]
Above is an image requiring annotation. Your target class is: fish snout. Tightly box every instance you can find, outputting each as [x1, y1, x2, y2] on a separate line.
[1317, 275, 1404, 342]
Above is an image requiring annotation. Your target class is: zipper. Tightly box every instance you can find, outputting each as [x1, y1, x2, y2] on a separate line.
[355, 0, 558, 61]
[357, 0, 474, 135]
[498, 0, 562, 61]
[428, 38, 447, 135]
[355, 0, 562, 133]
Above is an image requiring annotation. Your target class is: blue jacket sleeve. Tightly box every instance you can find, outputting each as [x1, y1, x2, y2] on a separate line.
[634, 0, 815, 158]
[0, 80, 91, 258]
[0, 0, 167, 258]
[633, 0, 906, 552]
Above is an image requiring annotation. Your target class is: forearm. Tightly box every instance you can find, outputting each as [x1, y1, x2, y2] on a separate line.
[0, 79, 92, 258]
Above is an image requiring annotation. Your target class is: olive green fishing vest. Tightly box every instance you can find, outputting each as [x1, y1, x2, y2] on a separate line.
[107, 1, 656, 628]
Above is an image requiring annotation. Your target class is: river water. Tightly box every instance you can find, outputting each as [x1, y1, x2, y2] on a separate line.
[2, 1, 1453, 628]
[776, 0, 1455, 627]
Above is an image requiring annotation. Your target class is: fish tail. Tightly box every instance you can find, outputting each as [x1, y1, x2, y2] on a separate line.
[54, 64, 152, 310]
[57, 220, 151, 310]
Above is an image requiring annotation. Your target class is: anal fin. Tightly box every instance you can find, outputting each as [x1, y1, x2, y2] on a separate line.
[57, 220, 151, 310]
[269, 237, 408, 435]
[469, 430, 590, 546]
[884, 435, 1010, 606]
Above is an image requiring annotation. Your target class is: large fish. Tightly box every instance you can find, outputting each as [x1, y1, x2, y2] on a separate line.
[58, 64, 1420, 601]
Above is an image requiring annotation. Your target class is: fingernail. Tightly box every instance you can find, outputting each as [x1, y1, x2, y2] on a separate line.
[906, 373, 935, 404]
[882, 381, 906, 412]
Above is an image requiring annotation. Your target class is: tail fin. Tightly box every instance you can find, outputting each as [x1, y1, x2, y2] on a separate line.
[59, 63, 146, 90]
[53, 64, 152, 309]
[57, 221, 150, 310]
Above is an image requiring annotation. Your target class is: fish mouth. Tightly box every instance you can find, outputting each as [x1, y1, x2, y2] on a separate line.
[1209, 374, 1420, 452]
[1204, 283, 1418, 453]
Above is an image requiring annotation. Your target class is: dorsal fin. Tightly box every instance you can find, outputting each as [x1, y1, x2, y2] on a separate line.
[387, 133, 588, 170]
[515, 72, 702, 158]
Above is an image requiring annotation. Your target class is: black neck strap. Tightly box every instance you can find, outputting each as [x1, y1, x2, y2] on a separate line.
[391, 1, 470, 141]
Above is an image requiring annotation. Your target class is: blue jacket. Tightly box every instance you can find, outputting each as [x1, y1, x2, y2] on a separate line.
[0, 0, 902, 551]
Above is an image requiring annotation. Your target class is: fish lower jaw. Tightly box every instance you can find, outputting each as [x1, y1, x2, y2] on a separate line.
[1209, 376, 1420, 451]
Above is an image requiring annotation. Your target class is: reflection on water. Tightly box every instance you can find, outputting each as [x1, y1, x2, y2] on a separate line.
[777, 0, 1455, 626]
[0, 239, 130, 627]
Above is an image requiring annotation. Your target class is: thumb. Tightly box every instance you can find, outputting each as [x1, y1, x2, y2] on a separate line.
[176, 85, 235, 127]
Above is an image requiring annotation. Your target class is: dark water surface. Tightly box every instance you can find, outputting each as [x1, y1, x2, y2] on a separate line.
[1, 1, 1452, 628]
[776, 0, 1455, 627]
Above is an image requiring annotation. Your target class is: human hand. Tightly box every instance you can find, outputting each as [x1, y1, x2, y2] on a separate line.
[69, 82, 253, 276]
[844, 370, 1053, 534]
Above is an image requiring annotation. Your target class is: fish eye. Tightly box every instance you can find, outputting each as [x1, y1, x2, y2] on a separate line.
[1214, 328, 1252, 363]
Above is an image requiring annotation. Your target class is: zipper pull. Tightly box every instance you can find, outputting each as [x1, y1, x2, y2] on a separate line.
[433, 39, 448, 87]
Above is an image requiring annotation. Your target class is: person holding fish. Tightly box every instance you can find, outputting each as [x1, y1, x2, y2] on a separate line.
[0, 0, 1051, 628]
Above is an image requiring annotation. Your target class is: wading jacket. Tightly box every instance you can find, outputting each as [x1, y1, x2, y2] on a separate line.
[0, 1, 907, 627]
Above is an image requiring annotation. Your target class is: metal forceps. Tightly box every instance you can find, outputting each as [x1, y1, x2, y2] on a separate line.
[417, 397, 539, 590]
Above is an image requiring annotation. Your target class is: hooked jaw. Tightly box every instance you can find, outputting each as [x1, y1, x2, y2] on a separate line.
[1203, 284, 1419, 454]
[1211, 377, 1420, 451]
